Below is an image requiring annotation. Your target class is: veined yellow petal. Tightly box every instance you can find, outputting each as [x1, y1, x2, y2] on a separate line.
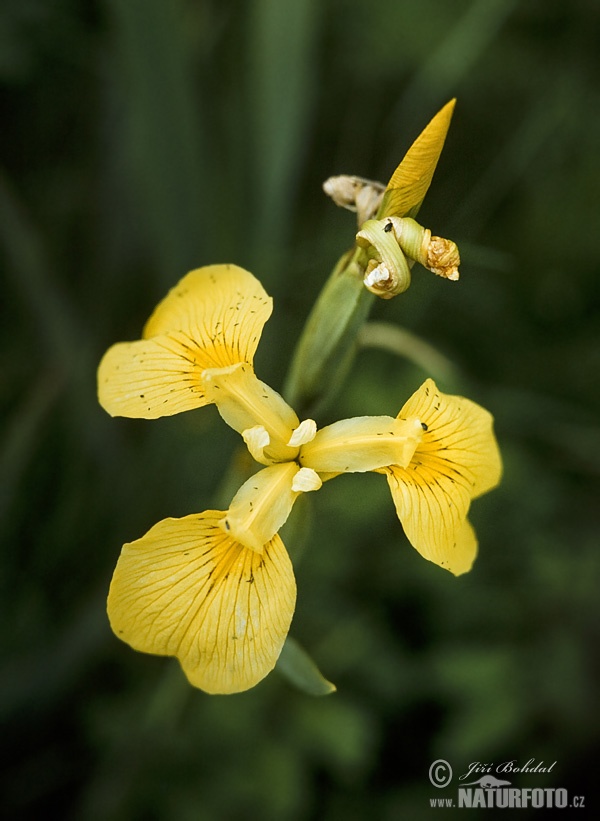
[143, 264, 272, 362]
[107, 512, 296, 694]
[382, 378, 501, 574]
[204, 363, 300, 462]
[453, 518, 478, 574]
[300, 416, 423, 474]
[98, 264, 272, 419]
[379, 100, 456, 220]
[398, 378, 502, 499]
[397, 514, 478, 576]
[98, 336, 209, 419]
[384, 458, 473, 575]
[220, 463, 317, 552]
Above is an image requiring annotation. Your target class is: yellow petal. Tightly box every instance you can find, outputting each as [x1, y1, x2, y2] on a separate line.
[98, 336, 210, 419]
[143, 264, 272, 359]
[385, 460, 473, 575]
[379, 99, 455, 220]
[399, 378, 502, 499]
[300, 415, 423, 474]
[107, 512, 296, 694]
[220, 463, 318, 552]
[383, 378, 501, 574]
[203, 362, 299, 462]
[98, 264, 272, 419]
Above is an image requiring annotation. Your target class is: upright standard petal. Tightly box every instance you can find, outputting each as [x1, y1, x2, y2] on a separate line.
[98, 264, 272, 418]
[107, 512, 296, 694]
[383, 379, 501, 575]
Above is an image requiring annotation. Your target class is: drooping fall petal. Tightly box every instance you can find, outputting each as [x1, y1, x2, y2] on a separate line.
[385, 459, 474, 575]
[107, 512, 296, 694]
[383, 378, 501, 575]
[98, 264, 272, 419]
[399, 378, 502, 498]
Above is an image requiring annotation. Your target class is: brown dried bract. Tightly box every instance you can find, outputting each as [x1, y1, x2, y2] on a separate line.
[426, 237, 460, 280]
[323, 175, 385, 226]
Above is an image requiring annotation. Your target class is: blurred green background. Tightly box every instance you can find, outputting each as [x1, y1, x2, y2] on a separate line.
[2, 0, 599, 818]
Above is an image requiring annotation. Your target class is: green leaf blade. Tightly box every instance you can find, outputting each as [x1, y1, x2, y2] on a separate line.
[276, 636, 337, 696]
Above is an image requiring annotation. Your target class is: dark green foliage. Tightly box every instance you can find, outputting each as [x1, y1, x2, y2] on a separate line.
[1, 0, 598, 818]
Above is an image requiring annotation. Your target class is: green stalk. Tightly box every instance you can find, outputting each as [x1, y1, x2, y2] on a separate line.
[283, 246, 374, 417]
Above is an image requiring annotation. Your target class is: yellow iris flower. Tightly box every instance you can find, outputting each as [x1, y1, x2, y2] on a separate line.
[98, 264, 501, 694]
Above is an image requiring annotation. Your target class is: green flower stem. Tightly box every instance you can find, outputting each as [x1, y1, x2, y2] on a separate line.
[283, 246, 374, 417]
[358, 321, 459, 384]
